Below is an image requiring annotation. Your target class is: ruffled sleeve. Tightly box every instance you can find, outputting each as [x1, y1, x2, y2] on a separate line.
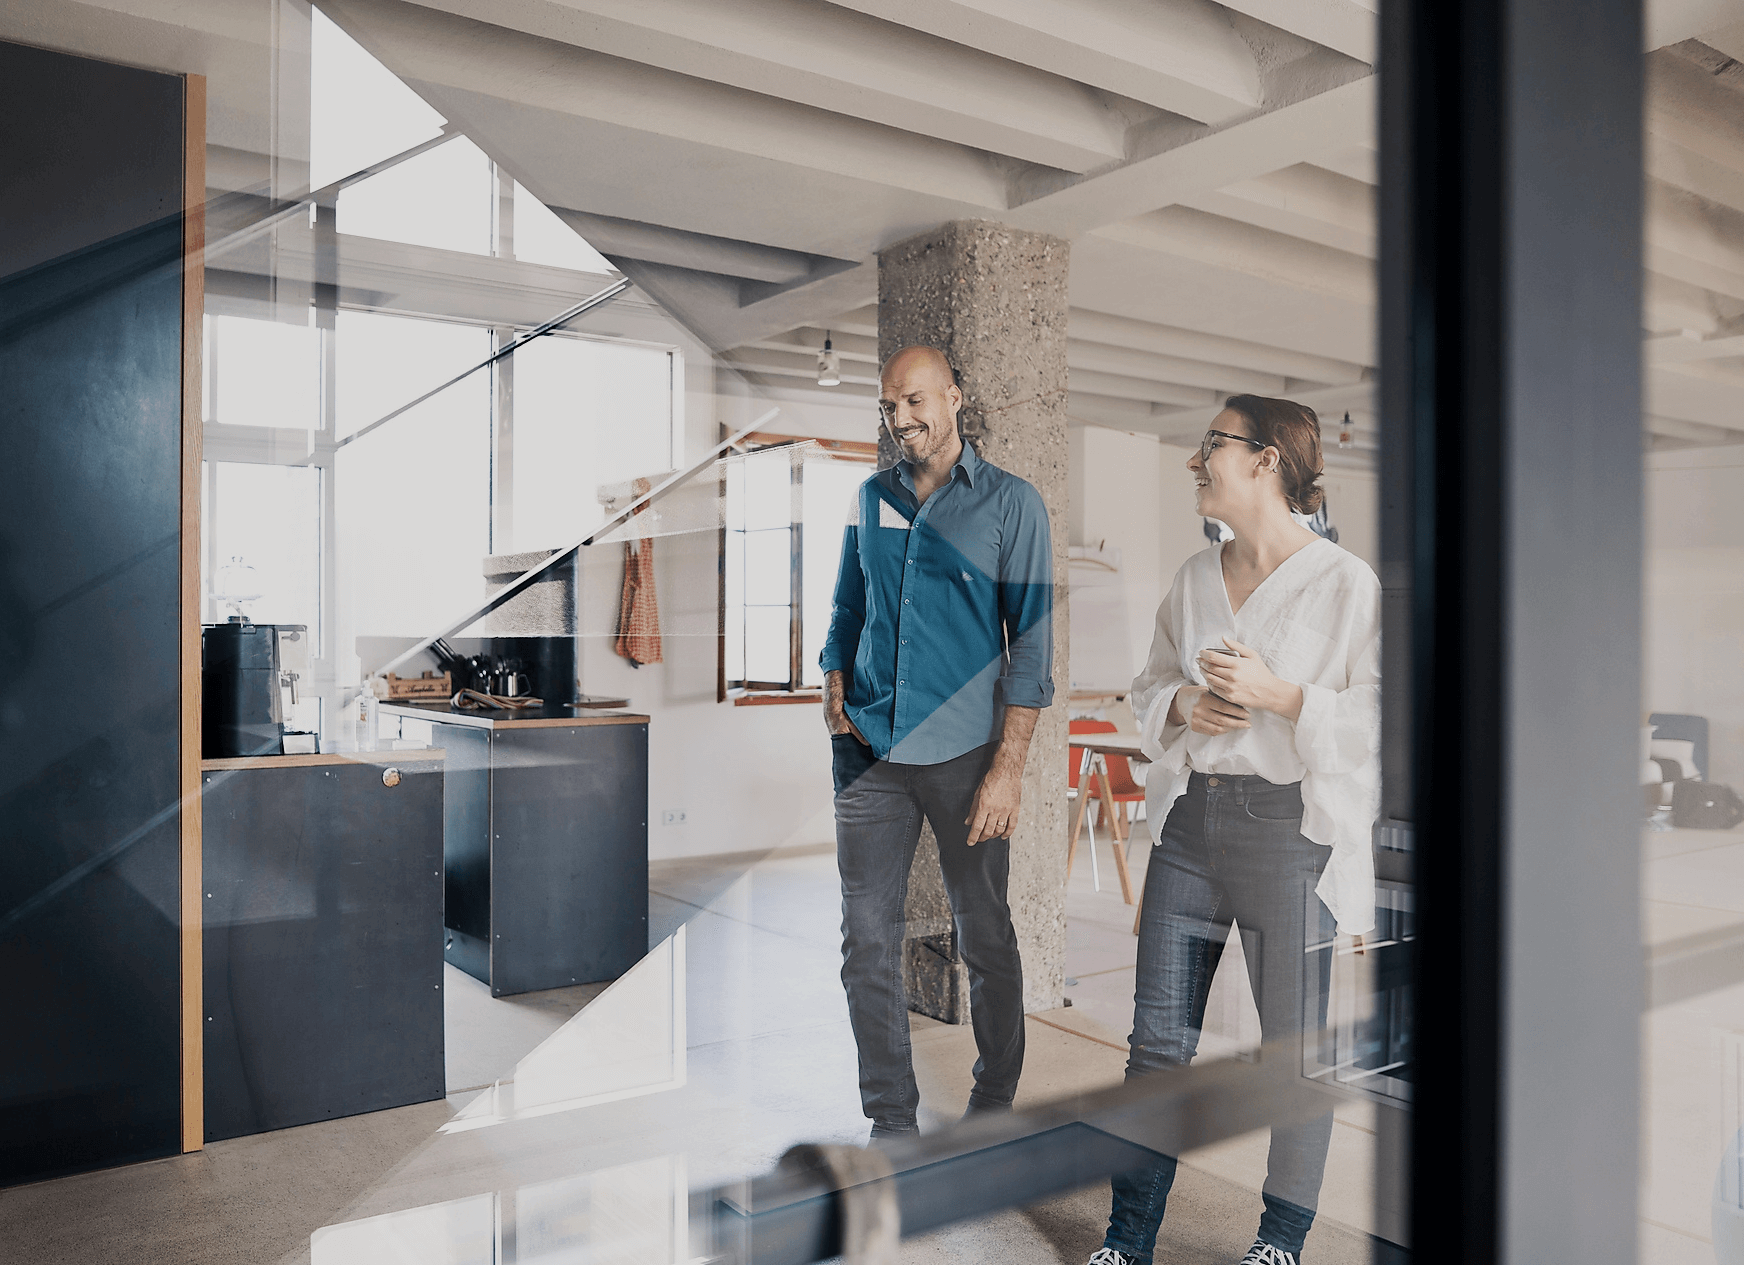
[1293, 569, 1382, 935]
[1131, 572, 1191, 772]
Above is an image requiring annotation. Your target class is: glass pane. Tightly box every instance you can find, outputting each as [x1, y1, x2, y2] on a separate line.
[724, 457, 745, 531]
[338, 136, 493, 256]
[724, 529, 745, 610]
[332, 332, 490, 664]
[724, 530, 745, 683]
[1642, 30, 1744, 1260]
[513, 181, 616, 274]
[800, 456, 867, 688]
[335, 311, 489, 440]
[741, 448, 792, 532]
[208, 314, 318, 430]
[742, 527, 790, 608]
[309, 8, 444, 191]
[206, 462, 321, 632]
[742, 604, 791, 685]
[512, 335, 673, 550]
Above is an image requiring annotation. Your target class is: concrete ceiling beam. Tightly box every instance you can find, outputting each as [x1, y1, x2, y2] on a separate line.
[1068, 367, 1219, 408]
[1310, 144, 1377, 186]
[827, 306, 880, 338]
[1006, 74, 1375, 236]
[396, 0, 1140, 172]
[1210, 0, 1376, 65]
[1092, 205, 1373, 307]
[551, 209, 830, 284]
[1648, 133, 1744, 217]
[745, 328, 883, 363]
[1647, 50, 1744, 181]
[1183, 161, 1375, 258]
[731, 369, 880, 402]
[1645, 361, 1744, 429]
[1139, 378, 1376, 444]
[1644, 412, 1744, 445]
[1065, 339, 1286, 395]
[824, 0, 1263, 123]
[1068, 309, 1366, 384]
[1645, 329, 1744, 365]
[719, 346, 883, 387]
[1647, 0, 1744, 50]
[1645, 181, 1744, 303]
[322, 0, 1011, 208]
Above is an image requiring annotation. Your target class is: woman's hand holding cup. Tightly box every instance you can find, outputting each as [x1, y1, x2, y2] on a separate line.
[1171, 684, 1251, 735]
[1197, 638, 1304, 722]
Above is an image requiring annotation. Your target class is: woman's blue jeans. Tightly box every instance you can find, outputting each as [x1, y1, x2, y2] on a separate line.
[1103, 772, 1336, 1260]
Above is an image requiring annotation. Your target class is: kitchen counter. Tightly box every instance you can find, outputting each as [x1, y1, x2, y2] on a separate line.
[200, 747, 446, 1141]
[380, 700, 637, 730]
[394, 707, 649, 995]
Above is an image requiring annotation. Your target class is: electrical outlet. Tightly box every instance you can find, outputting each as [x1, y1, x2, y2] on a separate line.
[662, 810, 687, 825]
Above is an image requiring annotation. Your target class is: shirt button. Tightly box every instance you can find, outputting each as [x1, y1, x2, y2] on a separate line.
[899, 680, 905, 686]
[906, 559, 914, 565]
[900, 639, 908, 645]
[903, 598, 910, 604]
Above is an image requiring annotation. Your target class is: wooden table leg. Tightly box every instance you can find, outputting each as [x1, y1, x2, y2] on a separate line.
[1096, 758, 1134, 904]
[1067, 748, 1093, 876]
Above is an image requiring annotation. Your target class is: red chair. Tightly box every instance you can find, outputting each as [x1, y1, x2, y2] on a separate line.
[1068, 719, 1136, 903]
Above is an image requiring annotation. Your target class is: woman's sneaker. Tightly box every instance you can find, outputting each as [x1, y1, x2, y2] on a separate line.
[1237, 1240, 1299, 1265]
[1087, 1250, 1141, 1265]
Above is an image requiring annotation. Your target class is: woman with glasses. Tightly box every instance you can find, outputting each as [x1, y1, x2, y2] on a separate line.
[1088, 395, 1381, 1265]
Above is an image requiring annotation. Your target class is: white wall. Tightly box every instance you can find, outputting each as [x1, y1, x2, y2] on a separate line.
[1645, 445, 1744, 787]
[1067, 425, 1380, 693]
[584, 364, 876, 862]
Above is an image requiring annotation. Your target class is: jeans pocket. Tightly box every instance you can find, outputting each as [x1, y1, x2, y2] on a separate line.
[1241, 782, 1304, 823]
[832, 733, 877, 796]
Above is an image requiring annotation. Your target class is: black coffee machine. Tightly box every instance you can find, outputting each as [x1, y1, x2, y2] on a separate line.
[202, 619, 307, 757]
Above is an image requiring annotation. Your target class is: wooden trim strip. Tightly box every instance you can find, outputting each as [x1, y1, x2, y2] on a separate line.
[741, 430, 878, 459]
[463, 714, 649, 730]
[179, 72, 206, 1155]
[199, 749, 449, 771]
[733, 693, 824, 706]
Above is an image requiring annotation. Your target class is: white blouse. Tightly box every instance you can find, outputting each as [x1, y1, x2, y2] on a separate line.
[1131, 538, 1381, 935]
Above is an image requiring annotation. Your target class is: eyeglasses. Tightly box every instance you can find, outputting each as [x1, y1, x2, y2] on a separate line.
[1199, 429, 1268, 463]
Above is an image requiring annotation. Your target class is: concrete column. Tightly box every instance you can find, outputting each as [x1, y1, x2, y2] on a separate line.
[876, 219, 1070, 1019]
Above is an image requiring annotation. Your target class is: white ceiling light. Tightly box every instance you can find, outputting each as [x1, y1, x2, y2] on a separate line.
[816, 333, 841, 387]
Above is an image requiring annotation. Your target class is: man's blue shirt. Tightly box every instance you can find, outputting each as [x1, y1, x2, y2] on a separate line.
[819, 442, 1054, 765]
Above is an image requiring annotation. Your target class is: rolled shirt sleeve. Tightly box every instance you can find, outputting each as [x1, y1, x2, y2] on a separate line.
[995, 482, 1055, 710]
[818, 506, 865, 676]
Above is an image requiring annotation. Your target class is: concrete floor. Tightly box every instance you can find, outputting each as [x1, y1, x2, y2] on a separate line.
[0, 834, 1391, 1265]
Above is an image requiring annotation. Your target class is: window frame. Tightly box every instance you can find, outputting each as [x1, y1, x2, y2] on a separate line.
[718, 431, 877, 705]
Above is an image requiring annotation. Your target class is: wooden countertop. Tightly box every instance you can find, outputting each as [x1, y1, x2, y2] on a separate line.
[380, 701, 649, 731]
[200, 749, 447, 772]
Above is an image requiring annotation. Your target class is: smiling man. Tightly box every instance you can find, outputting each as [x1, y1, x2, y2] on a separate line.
[820, 345, 1055, 1140]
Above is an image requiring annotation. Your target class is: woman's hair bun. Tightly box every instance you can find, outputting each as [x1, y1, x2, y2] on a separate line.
[1222, 394, 1324, 515]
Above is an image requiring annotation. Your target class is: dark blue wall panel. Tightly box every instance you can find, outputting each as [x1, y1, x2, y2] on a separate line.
[0, 40, 187, 1185]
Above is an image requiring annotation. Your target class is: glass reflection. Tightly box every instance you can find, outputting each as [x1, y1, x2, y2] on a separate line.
[443, 926, 685, 1134]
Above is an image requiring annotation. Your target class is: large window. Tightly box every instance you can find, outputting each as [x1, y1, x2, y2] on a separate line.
[722, 438, 870, 696]
[511, 333, 677, 552]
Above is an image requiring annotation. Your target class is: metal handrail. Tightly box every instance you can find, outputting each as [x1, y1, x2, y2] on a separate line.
[696, 1032, 1374, 1265]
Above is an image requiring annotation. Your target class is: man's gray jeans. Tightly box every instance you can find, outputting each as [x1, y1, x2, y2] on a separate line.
[831, 736, 1026, 1129]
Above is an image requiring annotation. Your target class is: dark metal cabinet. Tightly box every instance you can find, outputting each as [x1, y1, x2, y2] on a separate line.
[200, 753, 446, 1142]
[410, 711, 649, 997]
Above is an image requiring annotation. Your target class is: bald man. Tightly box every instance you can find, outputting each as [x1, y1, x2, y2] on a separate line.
[819, 346, 1055, 1140]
